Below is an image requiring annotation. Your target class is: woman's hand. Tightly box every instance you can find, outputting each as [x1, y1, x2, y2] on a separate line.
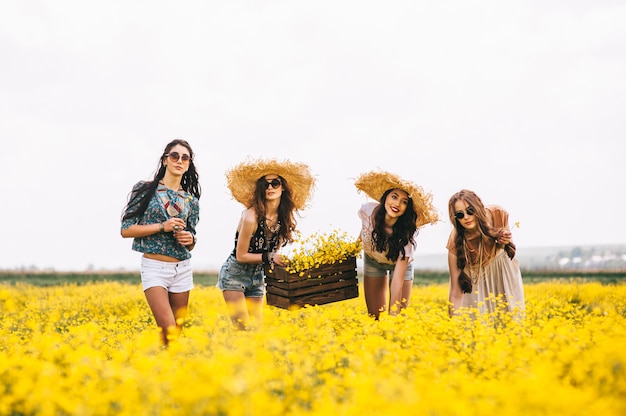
[163, 217, 186, 233]
[448, 252, 464, 317]
[272, 252, 286, 267]
[174, 230, 195, 246]
[497, 229, 512, 245]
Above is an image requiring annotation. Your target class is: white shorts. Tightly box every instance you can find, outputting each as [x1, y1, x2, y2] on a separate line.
[140, 257, 194, 293]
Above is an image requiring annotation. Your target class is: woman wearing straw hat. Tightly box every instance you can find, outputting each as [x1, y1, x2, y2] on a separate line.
[219, 159, 315, 329]
[447, 189, 524, 317]
[121, 139, 201, 346]
[355, 170, 438, 319]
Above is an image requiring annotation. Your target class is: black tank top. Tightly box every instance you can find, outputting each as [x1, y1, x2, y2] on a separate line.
[231, 218, 280, 256]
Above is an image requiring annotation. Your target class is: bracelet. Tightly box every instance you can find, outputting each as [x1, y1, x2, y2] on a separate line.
[159, 223, 164, 233]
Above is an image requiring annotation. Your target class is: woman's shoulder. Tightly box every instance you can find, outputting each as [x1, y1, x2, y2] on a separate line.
[241, 207, 259, 222]
[359, 201, 378, 215]
[127, 180, 152, 198]
[446, 229, 458, 251]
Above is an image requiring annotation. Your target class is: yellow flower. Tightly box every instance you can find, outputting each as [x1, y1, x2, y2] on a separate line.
[282, 229, 362, 274]
[0, 280, 625, 414]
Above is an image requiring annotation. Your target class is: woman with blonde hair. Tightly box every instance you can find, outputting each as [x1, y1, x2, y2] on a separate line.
[218, 159, 315, 329]
[447, 189, 524, 317]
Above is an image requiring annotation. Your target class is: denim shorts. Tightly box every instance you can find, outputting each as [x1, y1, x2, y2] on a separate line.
[363, 253, 414, 281]
[140, 256, 194, 292]
[217, 254, 266, 297]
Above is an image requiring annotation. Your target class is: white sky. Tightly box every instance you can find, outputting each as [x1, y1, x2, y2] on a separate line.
[1, 0, 625, 271]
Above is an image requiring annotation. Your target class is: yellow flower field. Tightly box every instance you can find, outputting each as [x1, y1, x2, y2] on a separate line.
[1, 280, 625, 416]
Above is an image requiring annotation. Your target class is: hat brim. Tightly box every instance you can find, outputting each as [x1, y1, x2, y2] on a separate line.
[226, 158, 315, 210]
[354, 170, 439, 227]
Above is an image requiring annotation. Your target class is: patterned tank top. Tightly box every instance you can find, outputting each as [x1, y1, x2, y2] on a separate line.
[231, 218, 280, 256]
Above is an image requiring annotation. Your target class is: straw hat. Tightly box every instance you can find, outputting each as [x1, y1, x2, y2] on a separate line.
[354, 170, 439, 227]
[226, 158, 315, 209]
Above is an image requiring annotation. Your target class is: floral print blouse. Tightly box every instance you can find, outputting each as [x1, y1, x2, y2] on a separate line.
[121, 181, 200, 260]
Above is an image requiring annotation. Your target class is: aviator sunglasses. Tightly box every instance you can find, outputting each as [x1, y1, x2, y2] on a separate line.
[264, 178, 282, 189]
[454, 205, 476, 220]
[165, 152, 191, 163]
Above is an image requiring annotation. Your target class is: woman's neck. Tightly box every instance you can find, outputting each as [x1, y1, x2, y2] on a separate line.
[161, 174, 182, 190]
[265, 199, 280, 216]
[464, 228, 481, 240]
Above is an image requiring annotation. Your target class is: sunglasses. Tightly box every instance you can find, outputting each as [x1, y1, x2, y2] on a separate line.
[165, 152, 191, 163]
[454, 205, 476, 220]
[264, 178, 282, 189]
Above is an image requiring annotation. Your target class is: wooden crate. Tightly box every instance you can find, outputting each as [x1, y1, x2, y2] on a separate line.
[265, 256, 359, 310]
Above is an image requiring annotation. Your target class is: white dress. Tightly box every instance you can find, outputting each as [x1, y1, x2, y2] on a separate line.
[447, 205, 525, 314]
[462, 249, 525, 313]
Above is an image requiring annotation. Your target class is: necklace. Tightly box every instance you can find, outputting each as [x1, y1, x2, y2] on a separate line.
[464, 238, 483, 285]
[264, 218, 281, 234]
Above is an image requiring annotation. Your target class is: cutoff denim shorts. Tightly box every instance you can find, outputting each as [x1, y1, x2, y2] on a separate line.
[217, 254, 266, 298]
[363, 253, 414, 281]
[140, 256, 194, 292]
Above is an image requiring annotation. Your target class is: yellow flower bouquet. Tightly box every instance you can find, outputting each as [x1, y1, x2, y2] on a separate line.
[280, 229, 362, 276]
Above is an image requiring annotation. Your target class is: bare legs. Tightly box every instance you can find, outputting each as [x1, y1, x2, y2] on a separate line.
[363, 276, 413, 319]
[222, 290, 263, 330]
[144, 287, 189, 345]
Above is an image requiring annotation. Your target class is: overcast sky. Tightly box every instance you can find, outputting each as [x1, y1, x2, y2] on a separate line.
[1, 0, 624, 271]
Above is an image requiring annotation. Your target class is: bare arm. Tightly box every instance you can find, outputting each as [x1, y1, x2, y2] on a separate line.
[232, 210, 282, 267]
[448, 251, 464, 317]
[235, 209, 263, 264]
[389, 257, 409, 315]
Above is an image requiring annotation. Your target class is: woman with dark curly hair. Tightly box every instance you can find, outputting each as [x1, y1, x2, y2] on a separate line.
[447, 189, 524, 317]
[355, 170, 438, 319]
[121, 139, 201, 345]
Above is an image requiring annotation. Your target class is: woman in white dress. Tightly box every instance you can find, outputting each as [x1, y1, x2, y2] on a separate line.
[447, 189, 525, 317]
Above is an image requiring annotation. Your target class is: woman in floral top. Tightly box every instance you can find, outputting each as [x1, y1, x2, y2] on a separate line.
[121, 139, 201, 345]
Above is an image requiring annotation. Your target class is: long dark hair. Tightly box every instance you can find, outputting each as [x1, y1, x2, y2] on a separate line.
[371, 189, 418, 262]
[448, 189, 515, 293]
[122, 139, 201, 221]
[251, 175, 297, 247]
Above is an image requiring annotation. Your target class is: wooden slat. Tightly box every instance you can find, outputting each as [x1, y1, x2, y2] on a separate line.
[266, 285, 359, 310]
[265, 256, 357, 282]
[266, 277, 357, 297]
[265, 270, 357, 290]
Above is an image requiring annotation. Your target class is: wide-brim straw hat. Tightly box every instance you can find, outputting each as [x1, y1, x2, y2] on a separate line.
[354, 170, 439, 227]
[226, 158, 315, 210]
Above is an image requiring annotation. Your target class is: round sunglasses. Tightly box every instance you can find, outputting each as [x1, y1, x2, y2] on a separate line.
[165, 152, 191, 163]
[454, 205, 475, 220]
[264, 178, 282, 189]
